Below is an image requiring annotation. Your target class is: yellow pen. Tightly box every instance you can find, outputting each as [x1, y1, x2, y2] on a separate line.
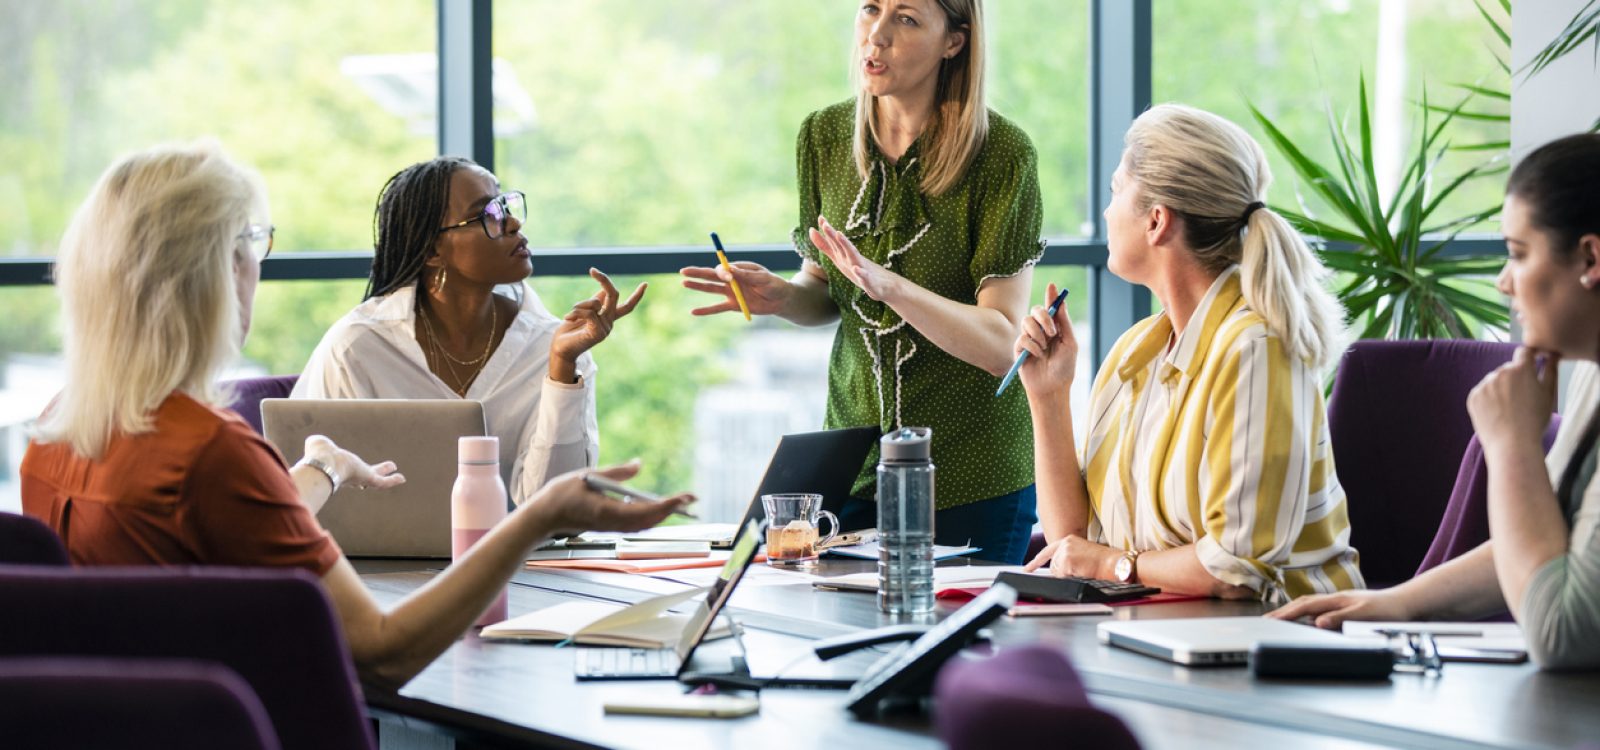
[710, 232, 752, 322]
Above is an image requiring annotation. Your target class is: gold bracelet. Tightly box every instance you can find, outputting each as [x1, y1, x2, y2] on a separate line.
[297, 455, 340, 493]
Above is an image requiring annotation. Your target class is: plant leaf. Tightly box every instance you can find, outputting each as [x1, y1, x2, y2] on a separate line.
[1474, 0, 1511, 47]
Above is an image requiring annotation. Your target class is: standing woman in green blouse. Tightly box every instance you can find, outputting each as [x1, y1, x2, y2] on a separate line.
[681, 0, 1044, 563]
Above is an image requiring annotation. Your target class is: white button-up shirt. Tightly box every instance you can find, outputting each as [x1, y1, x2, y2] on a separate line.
[291, 284, 597, 507]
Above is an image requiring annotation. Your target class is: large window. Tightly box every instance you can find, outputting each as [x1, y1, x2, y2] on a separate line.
[1155, 0, 1510, 231]
[0, 0, 435, 511]
[489, 0, 1092, 246]
[485, 1, 1093, 516]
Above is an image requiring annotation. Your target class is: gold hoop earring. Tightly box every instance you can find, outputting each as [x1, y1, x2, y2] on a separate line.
[435, 267, 448, 294]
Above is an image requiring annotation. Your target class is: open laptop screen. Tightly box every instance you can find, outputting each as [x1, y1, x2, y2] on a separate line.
[671, 520, 762, 666]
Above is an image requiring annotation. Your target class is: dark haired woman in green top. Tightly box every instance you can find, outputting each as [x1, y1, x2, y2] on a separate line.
[681, 0, 1044, 562]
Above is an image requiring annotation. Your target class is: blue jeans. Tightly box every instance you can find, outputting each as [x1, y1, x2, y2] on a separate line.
[834, 484, 1038, 564]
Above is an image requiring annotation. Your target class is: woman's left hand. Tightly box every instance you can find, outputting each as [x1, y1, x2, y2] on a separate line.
[1024, 535, 1121, 580]
[551, 268, 646, 375]
[1468, 347, 1559, 453]
[809, 215, 903, 302]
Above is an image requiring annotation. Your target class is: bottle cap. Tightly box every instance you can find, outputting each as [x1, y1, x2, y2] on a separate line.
[458, 435, 500, 464]
[879, 427, 932, 463]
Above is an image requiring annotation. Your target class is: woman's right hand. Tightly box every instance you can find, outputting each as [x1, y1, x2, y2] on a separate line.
[524, 460, 693, 539]
[1015, 282, 1079, 397]
[1267, 589, 1414, 631]
[680, 261, 793, 317]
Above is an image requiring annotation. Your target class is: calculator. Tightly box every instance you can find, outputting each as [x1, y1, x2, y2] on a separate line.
[995, 571, 1160, 604]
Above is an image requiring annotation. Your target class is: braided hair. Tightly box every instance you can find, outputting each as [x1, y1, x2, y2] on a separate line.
[365, 156, 477, 301]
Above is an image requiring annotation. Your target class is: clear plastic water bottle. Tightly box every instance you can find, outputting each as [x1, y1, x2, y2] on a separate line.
[877, 427, 935, 614]
[452, 435, 508, 627]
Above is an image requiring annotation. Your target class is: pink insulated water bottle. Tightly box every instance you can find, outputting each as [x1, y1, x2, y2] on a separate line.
[452, 435, 508, 626]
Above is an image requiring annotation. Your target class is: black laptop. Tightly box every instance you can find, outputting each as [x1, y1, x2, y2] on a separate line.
[619, 427, 879, 548]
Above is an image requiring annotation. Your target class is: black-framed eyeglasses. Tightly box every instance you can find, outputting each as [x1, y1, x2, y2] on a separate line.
[239, 223, 274, 262]
[1377, 629, 1444, 676]
[437, 191, 526, 240]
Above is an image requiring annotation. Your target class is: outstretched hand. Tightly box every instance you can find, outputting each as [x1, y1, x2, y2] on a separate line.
[528, 460, 694, 539]
[304, 434, 406, 492]
[550, 267, 646, 368]
[809, 215, 901, 302]
[679, 260, 792, 317]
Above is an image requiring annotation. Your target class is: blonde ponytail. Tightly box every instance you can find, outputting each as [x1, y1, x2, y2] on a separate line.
[1238, 207, 1346, 371]
[1124, 104, 1346, 371]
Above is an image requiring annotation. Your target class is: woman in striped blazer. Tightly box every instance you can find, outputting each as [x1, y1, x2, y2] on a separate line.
[1015, 104, 1363, 605]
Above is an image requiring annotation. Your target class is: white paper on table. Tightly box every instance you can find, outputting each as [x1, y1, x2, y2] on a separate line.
[813, 565, 1026, 592]
[649, 564, 826, 589]
[1341, 621, 1527, 658]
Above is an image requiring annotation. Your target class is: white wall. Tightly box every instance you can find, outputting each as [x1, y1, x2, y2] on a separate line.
[1511, 0, 1600, 160]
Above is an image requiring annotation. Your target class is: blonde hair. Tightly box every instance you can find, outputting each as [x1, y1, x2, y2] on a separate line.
[1123, 104, 1346, 371]
[35, 141, 265, 458]
[853, 0, 987, 197]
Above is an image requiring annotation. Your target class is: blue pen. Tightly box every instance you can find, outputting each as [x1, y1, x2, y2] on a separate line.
[995, 286, 1071, 396]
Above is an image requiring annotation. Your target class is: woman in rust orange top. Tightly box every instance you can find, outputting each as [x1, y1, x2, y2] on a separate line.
[21, 141, 691, 689]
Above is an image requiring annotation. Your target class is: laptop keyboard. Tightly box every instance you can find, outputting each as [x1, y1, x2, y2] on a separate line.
[575, 647, 680, 679]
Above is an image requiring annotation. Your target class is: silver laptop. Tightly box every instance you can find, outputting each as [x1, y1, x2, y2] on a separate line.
[262, 398, 487, 558]
[1097, 616, 1351, 666]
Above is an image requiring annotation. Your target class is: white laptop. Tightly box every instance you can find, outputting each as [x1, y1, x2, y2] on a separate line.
[1097, 616, 1351, 666]
[262, 398, 487, 558]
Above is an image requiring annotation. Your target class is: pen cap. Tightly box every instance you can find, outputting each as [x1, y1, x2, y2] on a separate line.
[879, 427, 932, 464]
[458, 435, 500, 465]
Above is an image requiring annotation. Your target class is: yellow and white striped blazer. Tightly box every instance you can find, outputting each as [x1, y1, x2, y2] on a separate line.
[1082, 267, 1364, 604]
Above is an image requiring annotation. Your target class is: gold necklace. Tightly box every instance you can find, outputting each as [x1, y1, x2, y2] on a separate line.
[418, 301, 499, 396]
[420, 301, 497, 367]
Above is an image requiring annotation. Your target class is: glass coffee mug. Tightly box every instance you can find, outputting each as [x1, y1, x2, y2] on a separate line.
[760, 493, 839, 568]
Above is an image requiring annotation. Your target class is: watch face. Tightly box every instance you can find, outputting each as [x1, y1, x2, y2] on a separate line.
[1115, 555, 1133, 582]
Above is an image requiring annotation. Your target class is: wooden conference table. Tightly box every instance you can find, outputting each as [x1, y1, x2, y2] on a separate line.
[355, 559, 1600, 750]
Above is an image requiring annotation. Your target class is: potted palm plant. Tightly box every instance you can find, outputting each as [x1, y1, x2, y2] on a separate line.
[1251, 79, 1509, 340]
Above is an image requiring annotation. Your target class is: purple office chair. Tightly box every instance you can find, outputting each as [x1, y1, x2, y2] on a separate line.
[221, 374, 299, 435]
[934, 644, 1140, 750]
[0, 656, 280, 750]
[0, 512, 68, 566]
[1327, 339, 1526, 588]
[1417, 418, 1562, 577]
[0, 566, 374, 750]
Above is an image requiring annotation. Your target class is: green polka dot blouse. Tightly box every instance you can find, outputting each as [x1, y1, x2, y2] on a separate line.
[792, 100, 1045, 509]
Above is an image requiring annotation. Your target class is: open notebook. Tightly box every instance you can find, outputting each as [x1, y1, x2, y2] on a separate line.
[480, 586, 729, 648]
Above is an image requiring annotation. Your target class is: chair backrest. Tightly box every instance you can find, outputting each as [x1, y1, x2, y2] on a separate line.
[0, 512, 69, 566]
[1417, 415, 1564, 577]
[1327, 339, 1519, 588]
[222, 374, 299, 435]
[933, 645, 1140, 750]
[0, 656, 281, 750]
[0, 566, 373, 750]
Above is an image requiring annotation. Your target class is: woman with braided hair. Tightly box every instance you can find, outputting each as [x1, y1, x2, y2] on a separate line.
[295, 157, 644, 507]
